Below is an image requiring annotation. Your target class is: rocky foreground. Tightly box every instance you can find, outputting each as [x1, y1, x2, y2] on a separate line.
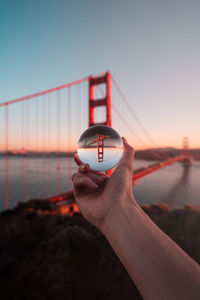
[0, 201, 199, 300]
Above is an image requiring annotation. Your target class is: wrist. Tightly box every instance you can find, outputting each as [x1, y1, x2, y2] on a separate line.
[100, 194, 142, 234]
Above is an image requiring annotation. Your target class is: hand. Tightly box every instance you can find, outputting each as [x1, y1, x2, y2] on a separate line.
[71, 137, 135, 229]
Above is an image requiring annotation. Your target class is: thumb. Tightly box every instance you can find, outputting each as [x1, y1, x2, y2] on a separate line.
[115, 137, 135, 173]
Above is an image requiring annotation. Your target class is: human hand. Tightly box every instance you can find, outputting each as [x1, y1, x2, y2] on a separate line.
[71, 137, 136, 229]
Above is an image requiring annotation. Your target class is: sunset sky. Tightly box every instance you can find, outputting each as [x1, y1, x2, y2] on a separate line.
[0, 0, 200, 151]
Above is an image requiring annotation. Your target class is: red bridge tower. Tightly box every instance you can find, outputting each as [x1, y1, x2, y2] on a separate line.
[89, 72, 112, 127]
[89, 72, 112, 174]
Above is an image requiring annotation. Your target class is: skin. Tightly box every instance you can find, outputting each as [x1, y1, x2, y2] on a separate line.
[72, 137, 200, 300]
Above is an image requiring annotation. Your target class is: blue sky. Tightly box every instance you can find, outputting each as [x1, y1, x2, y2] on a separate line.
[0, 0, 200, 149]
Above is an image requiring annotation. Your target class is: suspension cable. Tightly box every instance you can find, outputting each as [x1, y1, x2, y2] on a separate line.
[112, 76, 169, 160]
[112, 104, 168, 161]
[0, 76, 89, 107]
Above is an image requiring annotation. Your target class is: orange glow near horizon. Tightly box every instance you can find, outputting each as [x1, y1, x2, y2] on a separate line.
[0, 73, 199, 153]
[1, 1, 200, 155]
[0, 134, 199, 152]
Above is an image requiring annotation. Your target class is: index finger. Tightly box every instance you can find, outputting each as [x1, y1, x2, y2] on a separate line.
[74, 153, 82, 166]
[74, 153, 108, 177]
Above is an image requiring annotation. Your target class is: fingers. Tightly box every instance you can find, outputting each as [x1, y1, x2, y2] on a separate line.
[74, 153, 108, 177]
[74, 153, 82, 166]
[77, 163, 106, 182]
[72, 173, 98, 191]
[72, 168, 106, 185]
[72, 158, 107, 187]
[79, 163, 90, 173]
[92, 170, 107, 176]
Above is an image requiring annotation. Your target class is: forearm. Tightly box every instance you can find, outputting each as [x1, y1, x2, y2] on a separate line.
[101, 196, 200, 300]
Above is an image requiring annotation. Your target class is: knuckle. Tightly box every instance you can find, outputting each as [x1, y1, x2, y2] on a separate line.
[75, 176, 87, 187]
[84, 177, 91, 185]
[71, 173, 77, 181]
[79, 164, 87, 173]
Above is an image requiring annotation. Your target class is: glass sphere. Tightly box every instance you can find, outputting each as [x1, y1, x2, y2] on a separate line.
[77, 125, 123, 171]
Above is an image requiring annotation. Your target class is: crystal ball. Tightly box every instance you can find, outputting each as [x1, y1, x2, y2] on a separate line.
[77, 125, 123, 171]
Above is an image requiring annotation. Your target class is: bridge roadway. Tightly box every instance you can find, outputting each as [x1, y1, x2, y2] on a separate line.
[132, 155, 190, 182]
[49, 155, 191, 205]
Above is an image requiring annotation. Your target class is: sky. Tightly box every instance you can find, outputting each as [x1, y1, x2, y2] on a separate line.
[0, 0, 200, 150]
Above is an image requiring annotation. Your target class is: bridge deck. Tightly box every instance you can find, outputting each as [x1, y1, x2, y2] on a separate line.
[50, 155, 191, 204]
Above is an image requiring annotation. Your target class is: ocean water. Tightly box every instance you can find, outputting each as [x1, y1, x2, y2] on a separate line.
[77, 147, 123, 171]
[0, 157, 200, 211]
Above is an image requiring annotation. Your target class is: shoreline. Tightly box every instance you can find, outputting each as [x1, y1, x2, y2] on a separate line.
[1, 148, 200, 161]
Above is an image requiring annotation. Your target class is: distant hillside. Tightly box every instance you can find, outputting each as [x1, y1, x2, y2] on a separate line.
[135, 148, 200, 161]
[0, 149, 200, 160]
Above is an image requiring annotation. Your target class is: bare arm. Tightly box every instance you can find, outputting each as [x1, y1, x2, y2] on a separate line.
[72, 138, 200, 300]
[101, 195, 200, 300]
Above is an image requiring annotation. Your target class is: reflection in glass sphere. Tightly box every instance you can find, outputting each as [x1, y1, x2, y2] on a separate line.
[77, 125, 123, 171]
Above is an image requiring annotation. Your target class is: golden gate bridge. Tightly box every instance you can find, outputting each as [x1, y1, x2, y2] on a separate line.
[0, 72, 191, 210]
